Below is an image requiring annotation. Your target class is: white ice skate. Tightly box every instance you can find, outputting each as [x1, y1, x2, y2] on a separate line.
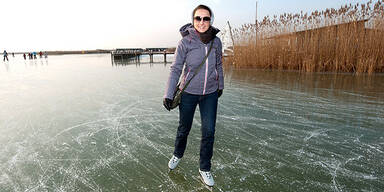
[168, 155, 181, 170]
[199, 169, 214, 187]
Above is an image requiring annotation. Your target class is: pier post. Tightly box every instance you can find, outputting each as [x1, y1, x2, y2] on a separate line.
[111, 48, 174, 64]
[150, 50, 153, 63]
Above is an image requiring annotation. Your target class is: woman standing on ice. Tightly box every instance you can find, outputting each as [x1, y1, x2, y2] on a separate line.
[163, 4, 224, 187]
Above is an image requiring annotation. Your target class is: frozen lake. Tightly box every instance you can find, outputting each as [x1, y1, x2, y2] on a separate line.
[1, 54, 383, 191]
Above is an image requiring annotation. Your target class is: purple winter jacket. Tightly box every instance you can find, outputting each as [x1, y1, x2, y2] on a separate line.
[164, 23, 224, 99]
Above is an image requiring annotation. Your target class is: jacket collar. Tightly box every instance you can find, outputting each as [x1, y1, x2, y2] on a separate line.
[179, 23, 220, 43]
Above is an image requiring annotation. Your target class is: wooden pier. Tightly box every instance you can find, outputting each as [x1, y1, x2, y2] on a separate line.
[111, 48, 175, 63]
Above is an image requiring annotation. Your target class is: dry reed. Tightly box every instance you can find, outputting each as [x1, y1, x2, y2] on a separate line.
[225, 0, 384, 74]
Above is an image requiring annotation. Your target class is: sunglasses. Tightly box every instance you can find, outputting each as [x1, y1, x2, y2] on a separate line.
[194, 16, 211, 22]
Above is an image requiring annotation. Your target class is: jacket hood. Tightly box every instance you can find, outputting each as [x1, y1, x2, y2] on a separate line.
[179, 23, 220, 38]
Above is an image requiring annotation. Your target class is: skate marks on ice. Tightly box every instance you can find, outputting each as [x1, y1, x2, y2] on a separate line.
[1, 76, 384, 191]
[167, 168, 220, 192]
[0, 96, 182, 191]
[211, 81, 384, 191]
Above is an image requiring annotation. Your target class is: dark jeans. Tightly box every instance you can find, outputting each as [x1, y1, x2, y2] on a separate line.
[173, 91, 218, 171]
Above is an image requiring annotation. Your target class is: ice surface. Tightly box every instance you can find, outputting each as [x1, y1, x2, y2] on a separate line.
[0, 54, 383, 191]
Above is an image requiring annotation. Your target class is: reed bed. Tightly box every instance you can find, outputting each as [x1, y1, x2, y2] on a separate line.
[226, 0, 384, 74]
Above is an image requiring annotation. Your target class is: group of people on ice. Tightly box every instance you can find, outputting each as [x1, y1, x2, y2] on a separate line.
[3, 50, 48, 61]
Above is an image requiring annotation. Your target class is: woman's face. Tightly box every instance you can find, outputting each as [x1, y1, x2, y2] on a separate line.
[193, 9, 211, 33]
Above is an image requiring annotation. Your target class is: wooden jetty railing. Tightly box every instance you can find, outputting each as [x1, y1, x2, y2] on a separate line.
[111, 48, 175, 63]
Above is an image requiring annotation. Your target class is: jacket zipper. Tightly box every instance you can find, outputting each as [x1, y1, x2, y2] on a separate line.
[203, 45, 208, 95]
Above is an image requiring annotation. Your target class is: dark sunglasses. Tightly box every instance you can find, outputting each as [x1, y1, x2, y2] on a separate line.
[194, 16, 211, 22]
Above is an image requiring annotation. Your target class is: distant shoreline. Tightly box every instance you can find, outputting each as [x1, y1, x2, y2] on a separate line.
[13, 49, 112, 55]
[13, 48, 176, 55]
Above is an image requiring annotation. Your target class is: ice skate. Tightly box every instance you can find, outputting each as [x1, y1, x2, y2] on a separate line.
[168, 155, 181, 170]
[199, 169, 214, 187]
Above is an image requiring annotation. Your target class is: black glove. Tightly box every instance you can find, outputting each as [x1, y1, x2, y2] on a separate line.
[218, 89, 223, 98]
[163, 98, 173, 111]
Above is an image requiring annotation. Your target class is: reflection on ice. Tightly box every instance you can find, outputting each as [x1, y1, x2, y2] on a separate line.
[0, 54, 383, 191]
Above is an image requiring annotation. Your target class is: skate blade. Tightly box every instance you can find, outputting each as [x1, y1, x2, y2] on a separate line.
[168, 167, 175, 173]
[168, 167, 178, 174]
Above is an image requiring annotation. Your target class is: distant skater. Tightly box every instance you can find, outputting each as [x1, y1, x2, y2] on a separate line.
[23, 53, 26, 60]
[163, 4, 224, 187]
[3, 50, 9, 61]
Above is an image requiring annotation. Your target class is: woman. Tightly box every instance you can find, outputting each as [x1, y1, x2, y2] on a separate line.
[163, 4, 224, 187]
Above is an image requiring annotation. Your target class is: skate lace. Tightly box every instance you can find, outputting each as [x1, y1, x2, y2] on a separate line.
[203, 171, 212, 179]
[172, 156, 179, 163]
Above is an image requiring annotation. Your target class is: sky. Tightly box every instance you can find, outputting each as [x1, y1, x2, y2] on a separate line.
[0, 0, 371, 52]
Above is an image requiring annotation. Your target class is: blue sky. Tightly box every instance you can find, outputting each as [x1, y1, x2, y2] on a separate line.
[0, 0, 372, 51]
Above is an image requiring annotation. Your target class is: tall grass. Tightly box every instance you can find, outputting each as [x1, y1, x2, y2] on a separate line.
[227, 0, 384, 74]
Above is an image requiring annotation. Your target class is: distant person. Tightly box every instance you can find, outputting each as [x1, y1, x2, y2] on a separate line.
[33, 52, 37, 59]
[44, 51, 48, 58]
[163, 4, 224, 187]
[12, 52, 15, 57]
[39, 51, 43, 58]
[23, 53, 26, 60]
[3, 50, 9, 61]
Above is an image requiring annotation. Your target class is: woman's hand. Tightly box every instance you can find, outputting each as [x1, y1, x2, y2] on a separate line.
[163, 98, 173, 111]
[218, 89, 223, 98]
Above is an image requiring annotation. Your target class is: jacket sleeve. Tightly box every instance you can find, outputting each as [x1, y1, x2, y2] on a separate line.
[164, 39, 187, 99]
[216, 38, 224, 90]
